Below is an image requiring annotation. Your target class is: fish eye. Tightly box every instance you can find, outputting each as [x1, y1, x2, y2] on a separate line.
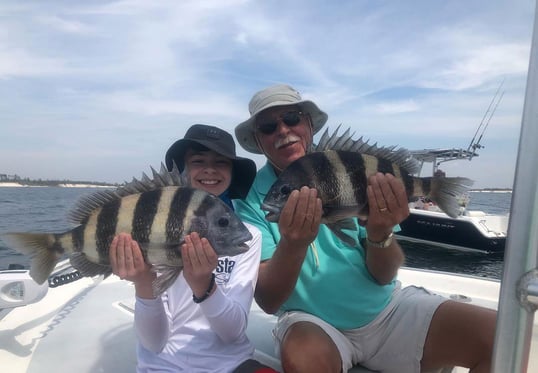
[280, 185, 292, 195]
[218, 217, 229, 227]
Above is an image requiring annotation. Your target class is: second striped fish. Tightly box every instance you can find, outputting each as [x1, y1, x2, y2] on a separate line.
[262, 127, 473, 245]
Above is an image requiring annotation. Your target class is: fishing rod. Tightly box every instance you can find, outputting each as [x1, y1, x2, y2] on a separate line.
[467, 79, 505, 158]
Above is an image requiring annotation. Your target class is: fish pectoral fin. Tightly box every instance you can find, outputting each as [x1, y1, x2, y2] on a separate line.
[325, 220, 357, 246]
[152, 264, 182, 296]
[146, 244, 183, 266]
[322, 205, 361, 223]
[70, 252, 112, 278]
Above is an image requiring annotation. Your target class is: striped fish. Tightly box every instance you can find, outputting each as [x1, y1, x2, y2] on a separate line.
[3, 163, 252, 295]
[262, 127, 473, 245]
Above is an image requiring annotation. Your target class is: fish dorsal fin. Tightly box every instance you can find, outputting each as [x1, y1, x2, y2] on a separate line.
[68, 189, 122, 224]
[115, 162, 184, 198]
[313, 125, 421, 174]
[68, 162, 184, 225]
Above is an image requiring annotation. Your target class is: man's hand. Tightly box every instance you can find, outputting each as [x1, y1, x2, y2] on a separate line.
[278, 186, 322, 248]
[366, 173, 409, 241]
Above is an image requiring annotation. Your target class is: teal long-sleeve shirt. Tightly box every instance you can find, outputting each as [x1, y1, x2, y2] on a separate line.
[234, 163, 397, 329]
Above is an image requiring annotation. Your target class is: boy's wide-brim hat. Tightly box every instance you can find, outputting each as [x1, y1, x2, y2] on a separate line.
[235, 84, 328, 154]
[165, 124, 256, 199]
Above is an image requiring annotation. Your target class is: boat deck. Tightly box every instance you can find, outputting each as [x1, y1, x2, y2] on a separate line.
[1, 268, 536, 373]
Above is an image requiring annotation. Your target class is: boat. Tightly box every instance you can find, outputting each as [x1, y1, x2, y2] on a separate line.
[397, 149, 509, 254]
[396, 149, 509, 254]
[394, 79, 511, 254]
[2, 260, 536, 373]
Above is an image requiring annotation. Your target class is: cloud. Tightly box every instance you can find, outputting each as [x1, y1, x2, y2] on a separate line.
[374, 100, 420, 114]
[0, 0, 534, 189]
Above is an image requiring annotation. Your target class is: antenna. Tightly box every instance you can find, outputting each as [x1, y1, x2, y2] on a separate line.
[467, 79, 505, 158]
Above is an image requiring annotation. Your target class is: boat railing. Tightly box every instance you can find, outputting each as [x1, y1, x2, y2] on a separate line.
[492, 1, 538, 371]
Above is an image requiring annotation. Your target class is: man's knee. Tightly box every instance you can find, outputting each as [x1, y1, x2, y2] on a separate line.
[280, 321, 342, 373]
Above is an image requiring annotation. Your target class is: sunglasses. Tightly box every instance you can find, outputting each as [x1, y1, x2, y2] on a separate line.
[256, 111, 304, 135]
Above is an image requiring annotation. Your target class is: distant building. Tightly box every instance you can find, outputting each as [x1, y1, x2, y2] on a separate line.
[0, 174, 20, 181]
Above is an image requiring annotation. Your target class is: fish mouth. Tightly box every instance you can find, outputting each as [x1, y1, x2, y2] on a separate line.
[261, 203, 280, 222]
[227, 241, 251, 256]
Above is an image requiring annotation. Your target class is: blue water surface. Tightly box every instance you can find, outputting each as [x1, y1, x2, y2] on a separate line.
[0, 188, 511, 279]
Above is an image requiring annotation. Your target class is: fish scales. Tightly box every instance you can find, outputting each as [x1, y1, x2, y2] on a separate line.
[263, 127, 473, 245]
[83, 206, 104, 263]
[96, 198, 121, 262]
[356, 152, 416, 198]
[3, 163, 252, 295]
[153, 187, 182, 247]
[335, 151, 368, 207]
[413, 177, 430, 197]
[166, 187, 194, 244]
[72, 221, 85, 251]
[303, 149, 336, 195]
[130, 188, 161, 245]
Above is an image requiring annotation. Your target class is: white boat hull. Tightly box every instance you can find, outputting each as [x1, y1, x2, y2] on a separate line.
[1, 264, 536, 373]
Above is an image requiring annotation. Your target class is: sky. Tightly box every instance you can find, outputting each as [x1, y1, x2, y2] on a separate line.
[0, 0, 535, 189]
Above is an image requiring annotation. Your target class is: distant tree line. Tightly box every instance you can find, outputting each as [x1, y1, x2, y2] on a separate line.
[470, 188, 513, 192]
[0, 174, 119, 187]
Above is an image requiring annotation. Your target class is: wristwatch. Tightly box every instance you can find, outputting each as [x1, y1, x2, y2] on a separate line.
[366, 232, 394, 248]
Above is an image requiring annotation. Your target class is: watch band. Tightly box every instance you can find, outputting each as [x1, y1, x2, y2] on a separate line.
[366, 232, 394, 248]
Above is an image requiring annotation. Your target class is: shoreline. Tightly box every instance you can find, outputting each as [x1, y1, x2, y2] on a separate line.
[0, 182, 115, 188]
[0, 182, 512, 192]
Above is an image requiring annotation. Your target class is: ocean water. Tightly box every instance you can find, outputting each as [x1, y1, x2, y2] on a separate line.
[0, 187, 99, 270]
[0, 187, 512, 279]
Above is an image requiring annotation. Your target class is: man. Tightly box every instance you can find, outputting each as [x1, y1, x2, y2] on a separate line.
[234, 84, 495, 373]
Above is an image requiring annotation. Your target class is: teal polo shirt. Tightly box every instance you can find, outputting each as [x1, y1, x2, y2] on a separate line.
[235, 163, 396, 329]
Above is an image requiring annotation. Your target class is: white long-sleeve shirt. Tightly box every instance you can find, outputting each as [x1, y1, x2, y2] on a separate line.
[135, 223, 262, 373]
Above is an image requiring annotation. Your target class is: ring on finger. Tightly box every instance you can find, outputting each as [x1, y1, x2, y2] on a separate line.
[379, 207, 388, 212]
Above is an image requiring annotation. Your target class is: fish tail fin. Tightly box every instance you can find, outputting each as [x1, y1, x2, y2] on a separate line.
[429, 177, 474, 218]
[2, 232, 63, 284]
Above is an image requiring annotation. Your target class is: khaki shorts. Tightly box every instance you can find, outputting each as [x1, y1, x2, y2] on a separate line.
[273, 283, 447, 373]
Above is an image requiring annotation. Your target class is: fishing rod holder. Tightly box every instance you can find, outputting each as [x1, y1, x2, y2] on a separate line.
[517, 269, 538, 312]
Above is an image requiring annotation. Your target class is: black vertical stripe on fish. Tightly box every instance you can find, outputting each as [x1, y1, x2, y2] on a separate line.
[52, 234, 64, 254]
[310, 152, 341, 203]
[132, 189, 162, 245]
[337, 151, 368, 209]
[421, 177, 432, 196]
[401, 171, 415, 198]
[377, 157, 394, 175]
[95, 198, 121, 263]
[167, 188, 193, 244]
[193, 194, 218, 227]
[71, 217, 88, 252]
